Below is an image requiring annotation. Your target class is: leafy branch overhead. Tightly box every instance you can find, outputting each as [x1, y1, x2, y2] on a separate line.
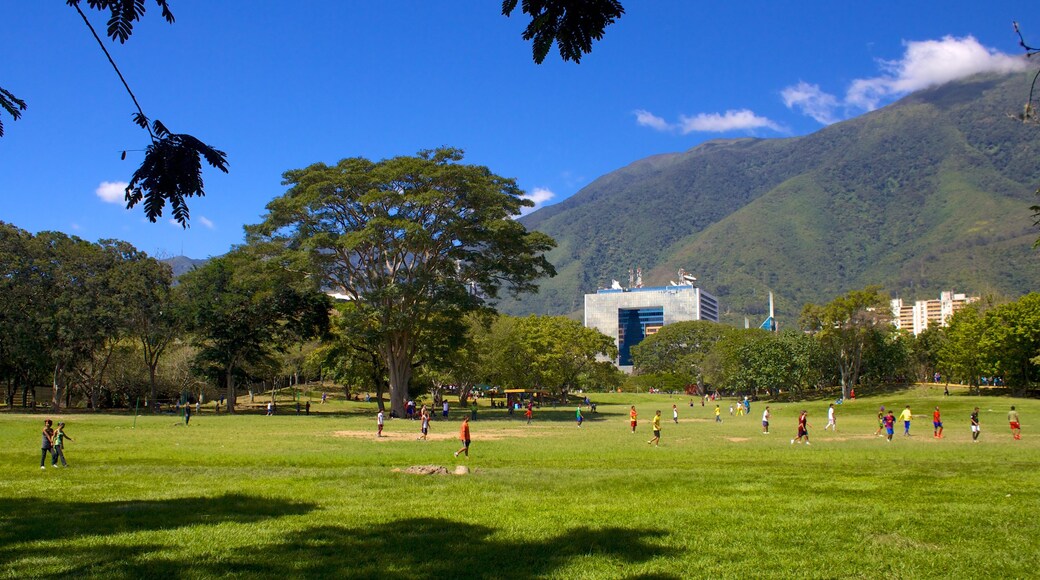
[0, 86, 27, 138]
[502, 0, 625, 64]
[68, 0, 175, 43]
[125, 119, 228, 227]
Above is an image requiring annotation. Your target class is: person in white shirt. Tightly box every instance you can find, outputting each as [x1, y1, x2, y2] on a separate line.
[377, 410, 385, 437]
[824, 404, 837, 432]
[762, 407, 771, 434]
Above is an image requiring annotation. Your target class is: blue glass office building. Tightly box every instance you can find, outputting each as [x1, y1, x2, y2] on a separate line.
[584, 285, 720, 371]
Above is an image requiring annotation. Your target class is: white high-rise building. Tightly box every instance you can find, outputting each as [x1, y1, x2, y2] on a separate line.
[891, 291, 978, 335]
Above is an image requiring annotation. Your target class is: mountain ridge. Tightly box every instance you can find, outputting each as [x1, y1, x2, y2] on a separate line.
[508, 72, 1040, 322]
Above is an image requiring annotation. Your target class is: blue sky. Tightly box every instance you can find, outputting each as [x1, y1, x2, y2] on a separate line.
[1, 1, 1034, 259]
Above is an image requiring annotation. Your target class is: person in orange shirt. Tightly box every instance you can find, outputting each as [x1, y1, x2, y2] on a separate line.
[454, 417, 471, 457]
[932, 406, 943, 438]
[630, 406, 638, 433]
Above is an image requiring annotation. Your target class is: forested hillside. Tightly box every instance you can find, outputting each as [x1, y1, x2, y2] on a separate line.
[507, 73, 1040, 323]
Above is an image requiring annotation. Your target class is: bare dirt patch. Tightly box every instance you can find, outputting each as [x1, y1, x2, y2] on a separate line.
[727, 437, 751, 443]
[392, 465, 449, 475]
[332, 428, 537, 441]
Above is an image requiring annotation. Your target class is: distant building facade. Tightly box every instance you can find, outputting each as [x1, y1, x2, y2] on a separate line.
[890, 291, 978, 335]
[584, 284, 720, 372]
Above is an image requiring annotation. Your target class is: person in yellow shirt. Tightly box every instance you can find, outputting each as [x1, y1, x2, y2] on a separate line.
[629, 406, 638, 433]
[648, 411, 662, 446]
[714, 405, 722, 423]
[898, 405, 913, 437]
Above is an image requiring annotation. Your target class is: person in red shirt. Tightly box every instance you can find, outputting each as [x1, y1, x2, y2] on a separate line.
[932, 406, 943, 438]
[630, 406, 638, 433]
[454, 417, 471, 458]
[791, 410, 811, 445]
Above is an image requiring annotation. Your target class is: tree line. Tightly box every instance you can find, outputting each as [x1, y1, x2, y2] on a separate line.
[0, 218, 619, 412]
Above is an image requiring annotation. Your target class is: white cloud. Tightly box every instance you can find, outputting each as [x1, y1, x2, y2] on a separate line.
[520, 187, 555, 216]
[95, 181, 128, 204]
[198, 216, 215, 229]
[168, 219, 181, 228]
[781, 82, 840, 125]
[635, 108, 781, 134]
[679, 109, 782, 133]
[785, 35, 1028, 123]
[634, 109, 670, 131]
[70, 223, 81, 231]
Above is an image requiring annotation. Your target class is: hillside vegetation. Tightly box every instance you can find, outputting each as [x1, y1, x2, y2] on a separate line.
[508, 73, 1040, 322]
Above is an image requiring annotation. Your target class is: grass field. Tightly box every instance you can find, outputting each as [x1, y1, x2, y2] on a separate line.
[1, 385, 1038, 579]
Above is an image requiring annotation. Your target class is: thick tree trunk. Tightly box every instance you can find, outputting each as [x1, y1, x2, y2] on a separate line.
[52, 364, 65, 411]
[385, 348, 412, 418]
[148, 363, 158, 411]
[225, 365, 236, 414]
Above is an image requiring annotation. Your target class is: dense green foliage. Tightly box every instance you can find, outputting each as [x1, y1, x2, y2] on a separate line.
[2, 388, 1039, 578]
[0, 224, 178, 410]
[176, 251, 331, 413]
[939, 294, 1040, 394]
[508, 73, 1040, 321]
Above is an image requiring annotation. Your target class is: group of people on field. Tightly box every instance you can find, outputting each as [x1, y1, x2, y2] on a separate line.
[868, 404, 1023, 442]
[39, 419, 72, 469]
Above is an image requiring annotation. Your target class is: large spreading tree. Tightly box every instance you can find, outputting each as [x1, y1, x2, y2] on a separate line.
[248, 147, 556, 416]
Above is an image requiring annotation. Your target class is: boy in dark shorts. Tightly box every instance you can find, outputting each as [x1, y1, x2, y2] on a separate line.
[647, 411, 662, 446]
[791, 410, 811, 445]
[971, 407, 981, 442]
[40, 420, 55, 469]
[454, 417, 471, 457]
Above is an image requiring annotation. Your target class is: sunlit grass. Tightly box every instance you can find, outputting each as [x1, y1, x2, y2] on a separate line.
[1, 385, 1037, 578]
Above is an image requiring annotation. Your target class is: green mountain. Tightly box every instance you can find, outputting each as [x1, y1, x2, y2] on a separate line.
[508, 73, 1040, 323]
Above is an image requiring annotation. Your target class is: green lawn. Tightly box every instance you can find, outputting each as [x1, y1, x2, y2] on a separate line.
[2, 385, 1037, 579]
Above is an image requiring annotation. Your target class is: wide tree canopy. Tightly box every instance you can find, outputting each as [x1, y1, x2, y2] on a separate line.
[247, 147, 556, 415]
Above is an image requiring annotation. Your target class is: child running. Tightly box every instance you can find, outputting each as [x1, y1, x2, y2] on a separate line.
[647, 411, 662, 446]
[525, 406, 533, 425]
[883, 411, 896, 442]
[576, 406, 584, 428]
[874, 406, 886, 437]
[454, 417, 471, 457]
[933, 406, 943, 438]
[791, 410, 811, 445]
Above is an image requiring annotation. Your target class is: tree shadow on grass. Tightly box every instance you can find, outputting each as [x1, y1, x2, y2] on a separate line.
[6, 516, 678, 579]
[203, 518, 677, 579]
[0, 493, 316, 546]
